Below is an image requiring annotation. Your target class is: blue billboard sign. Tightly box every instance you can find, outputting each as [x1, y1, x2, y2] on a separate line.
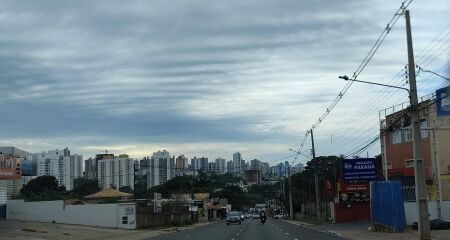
[343, 158, 377, 182]
[436, 86, 450, 117]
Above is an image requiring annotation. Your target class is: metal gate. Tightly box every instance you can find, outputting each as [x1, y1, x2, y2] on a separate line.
[0, 205, 5, 219]
[0, 188, 7, 219]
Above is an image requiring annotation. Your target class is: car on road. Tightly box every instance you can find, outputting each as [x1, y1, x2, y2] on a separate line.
[274, 214, 283, 219]
[226, 211, 241, 225]
[252, 213, 260, 219]
[245, 213, 252, 219]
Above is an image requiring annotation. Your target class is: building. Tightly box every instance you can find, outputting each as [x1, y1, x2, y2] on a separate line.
[233, 152, 243, 174]
[97, 154, 135, 190]
[215, 158, 226, 174]
[36, 148, 82, 191]
[146, 150, 175, 189]
[0, 147, 37, 199]
[245, 169, 262, 185]
[85, 153, 115, 180]
[175, 155, 188, 172]
[208, 162, 216, 172]
[0, 147, 36, 176]
[190, 156, 208, 173]
[226, 160, 233, 173]
[380, 87, 450, 200]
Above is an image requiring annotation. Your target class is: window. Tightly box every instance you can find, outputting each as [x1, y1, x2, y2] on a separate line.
[405, 159, 414, 168]
[420, 120, 428, 138]
[402, 128, 412, 142]
[122, 216, 128, 224]
[392, 130, 402, 144]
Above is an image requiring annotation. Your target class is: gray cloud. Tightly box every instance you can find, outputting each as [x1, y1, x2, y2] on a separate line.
[0, 0, 448, 161]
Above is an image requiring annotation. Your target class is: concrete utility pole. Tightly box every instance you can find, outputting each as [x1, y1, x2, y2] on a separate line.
[405, 10, 431, 240]
[311, 129, 321, 222]
[288, 166, 294, 220]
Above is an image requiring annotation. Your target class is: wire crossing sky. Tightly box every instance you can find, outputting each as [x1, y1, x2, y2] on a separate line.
[0, 0, 448, 163]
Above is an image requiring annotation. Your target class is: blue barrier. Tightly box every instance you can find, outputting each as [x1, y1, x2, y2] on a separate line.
[370, 181, 406, 232]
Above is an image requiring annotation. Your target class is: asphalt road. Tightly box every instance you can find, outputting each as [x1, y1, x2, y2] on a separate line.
[147, 218, 345, 240]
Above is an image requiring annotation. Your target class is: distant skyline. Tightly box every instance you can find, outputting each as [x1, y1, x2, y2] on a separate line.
[0, 1, 448, 164]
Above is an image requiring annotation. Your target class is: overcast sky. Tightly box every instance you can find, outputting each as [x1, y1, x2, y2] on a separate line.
[0, 0, 449, 164]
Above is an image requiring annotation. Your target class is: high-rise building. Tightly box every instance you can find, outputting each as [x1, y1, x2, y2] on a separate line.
[208, 162, 216, 172]
[233, 152, 242, 173]
[200, 157, 209, 172]
[0, 147, 36, 199]
[85, 153, 114, 180]
[97, 155, 135, 190]
[215, 158, 226, 174]
[190, 156, 208, 172]
[175, 155, 188, 172]
[226, 160, 233, 173]
[36, 148, 82, 191]
[147, 150, 175, 189]
[191, 157, 201, 171]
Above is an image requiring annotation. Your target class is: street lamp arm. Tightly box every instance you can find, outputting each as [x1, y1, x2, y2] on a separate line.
[339, 75, 410, 94]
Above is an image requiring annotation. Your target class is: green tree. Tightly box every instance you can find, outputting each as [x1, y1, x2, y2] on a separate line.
[20, 176, 67, 201]
[119, 186, 134, 193]
[72, 178, 100, 198]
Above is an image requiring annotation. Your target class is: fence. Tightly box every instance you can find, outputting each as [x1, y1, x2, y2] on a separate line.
[401, 185, 436, 202]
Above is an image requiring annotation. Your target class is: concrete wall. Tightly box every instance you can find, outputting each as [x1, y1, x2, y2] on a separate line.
[6, 200, 136, 229]
[404, 200, 450, 225]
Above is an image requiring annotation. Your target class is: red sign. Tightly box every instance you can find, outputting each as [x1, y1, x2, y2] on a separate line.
[388, 168, 415, 177]
[340, 182, 368, 192]
[0, 155, 21, 179]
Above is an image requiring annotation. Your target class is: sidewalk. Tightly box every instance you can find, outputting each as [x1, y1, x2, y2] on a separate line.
[0, 219, 215, 240]
[280, 219, 450, 240]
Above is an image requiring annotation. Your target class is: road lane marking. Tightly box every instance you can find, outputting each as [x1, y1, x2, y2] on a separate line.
[285, 232, 289, 235]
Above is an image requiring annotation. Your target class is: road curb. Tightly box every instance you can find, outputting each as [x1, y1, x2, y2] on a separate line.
[278, 219, 345, 239]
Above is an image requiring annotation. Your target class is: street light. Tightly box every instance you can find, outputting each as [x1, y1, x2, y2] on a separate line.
[338, 75, 410, 94]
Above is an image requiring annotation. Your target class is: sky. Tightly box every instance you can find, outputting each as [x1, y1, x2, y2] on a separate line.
[0, 0, 449, 165]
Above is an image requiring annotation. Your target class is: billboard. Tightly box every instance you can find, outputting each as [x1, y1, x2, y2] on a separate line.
[343, 158, 377, 182]
[0, 155, 21, 179]
[437, 86, 450, 117]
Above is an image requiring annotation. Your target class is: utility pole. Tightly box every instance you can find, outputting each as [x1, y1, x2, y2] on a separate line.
[311, 129, 321, 222]
[288, 166, 294, 220]
[133, 162, 137, 200]
[405, 10, 431, 240]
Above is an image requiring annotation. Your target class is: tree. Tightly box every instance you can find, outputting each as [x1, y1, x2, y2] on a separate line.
[119, 186, 134, 194]
[20, 176, 67, 201]
[21, 176, 61, 196]
[72, 178, 100, 198]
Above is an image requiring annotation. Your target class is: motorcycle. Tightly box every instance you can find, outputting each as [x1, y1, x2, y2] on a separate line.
[260, 216, 266, 224]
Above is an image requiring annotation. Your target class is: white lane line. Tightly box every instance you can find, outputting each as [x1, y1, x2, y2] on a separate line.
[236, 233, 239, 236]
[285, 232, 289, 235]
[294, 238, 298, 240]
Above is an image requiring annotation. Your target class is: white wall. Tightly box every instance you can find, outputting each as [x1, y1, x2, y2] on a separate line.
[7, 200, 136, 229]
[404, 201, 450, 225]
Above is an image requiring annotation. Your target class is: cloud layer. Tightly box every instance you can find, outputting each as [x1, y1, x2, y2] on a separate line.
[0, 0, 449, 162]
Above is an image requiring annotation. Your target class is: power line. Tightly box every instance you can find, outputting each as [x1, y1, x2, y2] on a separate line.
[297, 0, 413, 152]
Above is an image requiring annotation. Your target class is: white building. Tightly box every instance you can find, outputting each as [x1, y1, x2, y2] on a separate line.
[97, 155, 135, 190]
[147, 150, 175, 189]
[215, 158, 226, 174]
[233, 152, 243, 174]
[36, 148, 82, 191]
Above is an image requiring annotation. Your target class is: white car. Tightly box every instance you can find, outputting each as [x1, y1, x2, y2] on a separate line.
[252, 213, 260, 219]
[274, 214, 283, 219]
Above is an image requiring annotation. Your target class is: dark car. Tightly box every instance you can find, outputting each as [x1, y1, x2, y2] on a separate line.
[226, 211, 241, 225]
